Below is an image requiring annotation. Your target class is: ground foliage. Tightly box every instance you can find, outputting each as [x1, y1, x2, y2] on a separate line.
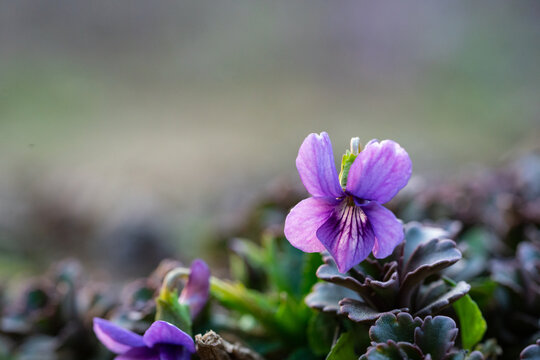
[0, 150, 538, 359]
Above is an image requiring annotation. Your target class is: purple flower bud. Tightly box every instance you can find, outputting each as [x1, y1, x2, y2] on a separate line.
[179, 259, 210, 319]
[93, 318, 196, 360]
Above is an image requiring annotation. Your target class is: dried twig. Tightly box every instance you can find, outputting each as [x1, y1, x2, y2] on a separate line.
[195, 331, 265, 360]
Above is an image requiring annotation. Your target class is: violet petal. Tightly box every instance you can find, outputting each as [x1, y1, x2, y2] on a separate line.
[115, 347, 160, 360]
[179, 259, 210, 318]
[346, 139, 412, 204]
[361, 201, 404, 259]
[158, 345, 192, 360]
[296, 132, 343, 198]
[143, 321, 196, 354]
[93, 318, 145, 354]
[284, 197, 340, 253]
[316, 202, 375, 273]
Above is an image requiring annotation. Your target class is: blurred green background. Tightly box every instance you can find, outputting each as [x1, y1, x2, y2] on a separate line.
[0, 1, 539, 279]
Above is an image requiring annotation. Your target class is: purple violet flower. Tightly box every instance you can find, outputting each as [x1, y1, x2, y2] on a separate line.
[93, 318, 196, 360]
[284, 132, 412, 273]
[179, 259, 210, 319]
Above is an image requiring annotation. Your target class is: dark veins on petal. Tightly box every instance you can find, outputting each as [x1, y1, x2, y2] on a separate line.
[316, 200, 375, 272]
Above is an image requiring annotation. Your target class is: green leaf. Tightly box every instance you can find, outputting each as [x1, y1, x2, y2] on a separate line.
[210, 278, 277, 327]
[264, 235, 299, 296]
[307, 312, 338, 356]
[468, 278, 497, 310]
[300, 252, 323, 296]
[155, 289, 192, 335]
[452, 294, 487, 349]
[230, 238, 266, 268]
[444, 277, 487, 350]
[230, 253, 249, 283]
[210, 277, 309, 338]
[274, 292, 311, 337]
[326, 332, 357, 360]
[286, 347, 319, 360]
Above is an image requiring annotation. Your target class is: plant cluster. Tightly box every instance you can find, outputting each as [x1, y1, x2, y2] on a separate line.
[0, 134, 537, 360]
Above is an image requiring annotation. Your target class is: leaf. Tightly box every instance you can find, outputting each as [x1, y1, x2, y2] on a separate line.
[301, 253, 324, 296]
[210, 278, 280, 333]
[413, 281, 470, 317]
[401, 239, 462, 299]
[316, 256, 399, 308]
[444, 227, 492, 282]
[339, 299, 404, 323]
[443, 277, 486, 350]
[274, 292, 311, 337]
[361, 341, 423, 360]
[264, 235, 296, 296]
[369, 312, 422, 344]
[155, 289, 192, 335]
[230, 238, 266, 268]
[467, 278, 497, 310]
[230, 253, 249, 284]
[363, 273, 400, 310]
[490, 260, 523, 294]
[326, 332, 357, 360]
[264, 235, 309, 299]
[307, 312, 338, 356]
[402, 222, 454, 263]
[521, 340, 540, 360]
[414, 316, 458, 360]
[316, 259, 366, 294]
[305, 283, 361, 313]
[446, 350, 485, 360]
[286, 348, 319, 360]
[466, 351, 486, 360]
[452, 294, 486, 350]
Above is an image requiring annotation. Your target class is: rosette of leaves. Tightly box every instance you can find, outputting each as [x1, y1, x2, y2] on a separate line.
[306, 222, 470, 324]
[0, 260, 115, 359]
[489, 239, 540, 359]
[358, 312, 484, 360]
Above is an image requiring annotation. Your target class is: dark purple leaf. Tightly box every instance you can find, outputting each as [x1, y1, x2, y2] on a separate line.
[305, 283, 361, 313]
[339, 299, 404, 323]
[521, 340, 540, 360]
[361, 340, 423, 360]
[402, 222, 456, 263]
[490, 260, 523, 294]
[369, 313, 422, 344]
[401, 239, 462, 300]
[413, 281, 470, 317]
[414, 316, 458, 360]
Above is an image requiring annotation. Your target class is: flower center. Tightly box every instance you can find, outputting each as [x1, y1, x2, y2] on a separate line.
[344, 193, 367, 207]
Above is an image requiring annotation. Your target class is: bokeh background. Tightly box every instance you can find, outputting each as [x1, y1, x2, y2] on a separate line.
[1, 1, 539, 280]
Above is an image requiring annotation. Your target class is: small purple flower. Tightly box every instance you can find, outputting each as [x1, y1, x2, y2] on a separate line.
[179, 259, 210, 318]
[93, 318, 196, 360]
[284, 132, 412, 273]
